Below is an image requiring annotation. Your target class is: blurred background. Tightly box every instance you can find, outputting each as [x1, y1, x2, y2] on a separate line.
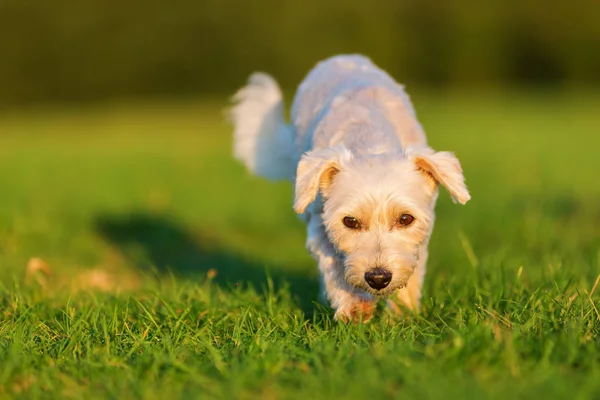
[0, 0, 599, 107]
[1, 0, 599, 298]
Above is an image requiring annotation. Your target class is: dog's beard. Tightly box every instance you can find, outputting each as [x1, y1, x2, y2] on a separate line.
[341, 256, 416, 297]
[327, 231, 419, 296]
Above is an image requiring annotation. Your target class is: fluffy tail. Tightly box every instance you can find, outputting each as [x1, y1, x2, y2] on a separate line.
[229, 73, 294, 181]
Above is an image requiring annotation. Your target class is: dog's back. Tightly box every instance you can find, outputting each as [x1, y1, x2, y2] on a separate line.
[291, 55, 427, 158]
[230, 54, 427, 183]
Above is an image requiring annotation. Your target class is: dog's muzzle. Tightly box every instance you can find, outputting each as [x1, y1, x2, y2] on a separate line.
[364, 268, 392, 290]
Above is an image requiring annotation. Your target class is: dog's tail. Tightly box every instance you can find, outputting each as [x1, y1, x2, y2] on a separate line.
[229, 73, 295, 181]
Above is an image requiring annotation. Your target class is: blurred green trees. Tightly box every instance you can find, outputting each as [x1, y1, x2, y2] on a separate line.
[1, 0, 598, 106]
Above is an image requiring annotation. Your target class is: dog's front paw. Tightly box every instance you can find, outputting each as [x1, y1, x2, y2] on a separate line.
[334, 300, 376, 324]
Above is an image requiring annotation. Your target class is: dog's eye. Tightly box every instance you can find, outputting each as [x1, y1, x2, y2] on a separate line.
[342, 216, 361, 229]
[398, 214, 415, 226]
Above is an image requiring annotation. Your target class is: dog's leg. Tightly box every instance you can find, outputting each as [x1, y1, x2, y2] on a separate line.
[388, 250, 428, 317]
[306, 214, 375, 323]
[317, 252, 376, 323]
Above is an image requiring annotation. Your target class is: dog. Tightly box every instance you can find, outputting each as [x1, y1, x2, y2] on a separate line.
[229, 55, 470, 322]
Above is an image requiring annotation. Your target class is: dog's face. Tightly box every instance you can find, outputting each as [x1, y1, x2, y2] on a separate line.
[321, 156, 438, 295]
[294, 146, 470, 296]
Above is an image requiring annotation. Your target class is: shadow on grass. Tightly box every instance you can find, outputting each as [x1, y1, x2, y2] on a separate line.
[94, 212, 320, 314]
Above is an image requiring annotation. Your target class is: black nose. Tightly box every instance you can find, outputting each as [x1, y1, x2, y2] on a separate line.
[364, 268, 392, 290]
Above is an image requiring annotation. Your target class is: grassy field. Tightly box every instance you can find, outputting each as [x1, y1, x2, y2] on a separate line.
[0, 92, 599, 399]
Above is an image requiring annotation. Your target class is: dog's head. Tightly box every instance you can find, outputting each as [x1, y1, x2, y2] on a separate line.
[294, 145, 470, 296]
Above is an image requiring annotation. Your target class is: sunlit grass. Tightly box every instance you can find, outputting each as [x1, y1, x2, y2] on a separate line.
[0, 93, 599, 399]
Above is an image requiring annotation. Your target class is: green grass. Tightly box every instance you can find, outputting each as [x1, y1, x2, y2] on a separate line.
[1, 92, 599, 399]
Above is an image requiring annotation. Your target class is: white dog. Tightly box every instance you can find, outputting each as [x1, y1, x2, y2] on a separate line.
[230, 55, 470, 322]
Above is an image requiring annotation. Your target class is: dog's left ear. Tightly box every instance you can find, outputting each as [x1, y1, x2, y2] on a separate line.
[408, 148, 471, 205]
[293, 146, 351, 214]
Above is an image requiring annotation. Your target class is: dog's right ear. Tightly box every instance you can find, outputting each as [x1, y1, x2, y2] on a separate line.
[293, 146, 351, 214]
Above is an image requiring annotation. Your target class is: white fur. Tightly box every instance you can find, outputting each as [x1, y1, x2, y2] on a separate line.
[230, 55, 470, 322]
[229, 72, 295, 180]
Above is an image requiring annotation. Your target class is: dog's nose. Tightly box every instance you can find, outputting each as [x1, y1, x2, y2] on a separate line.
[364, 268, 392, 290]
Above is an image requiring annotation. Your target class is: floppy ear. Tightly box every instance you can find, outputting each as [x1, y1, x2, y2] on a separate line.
[293, 146, 351, 214]
[409, 148, 471, 205]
